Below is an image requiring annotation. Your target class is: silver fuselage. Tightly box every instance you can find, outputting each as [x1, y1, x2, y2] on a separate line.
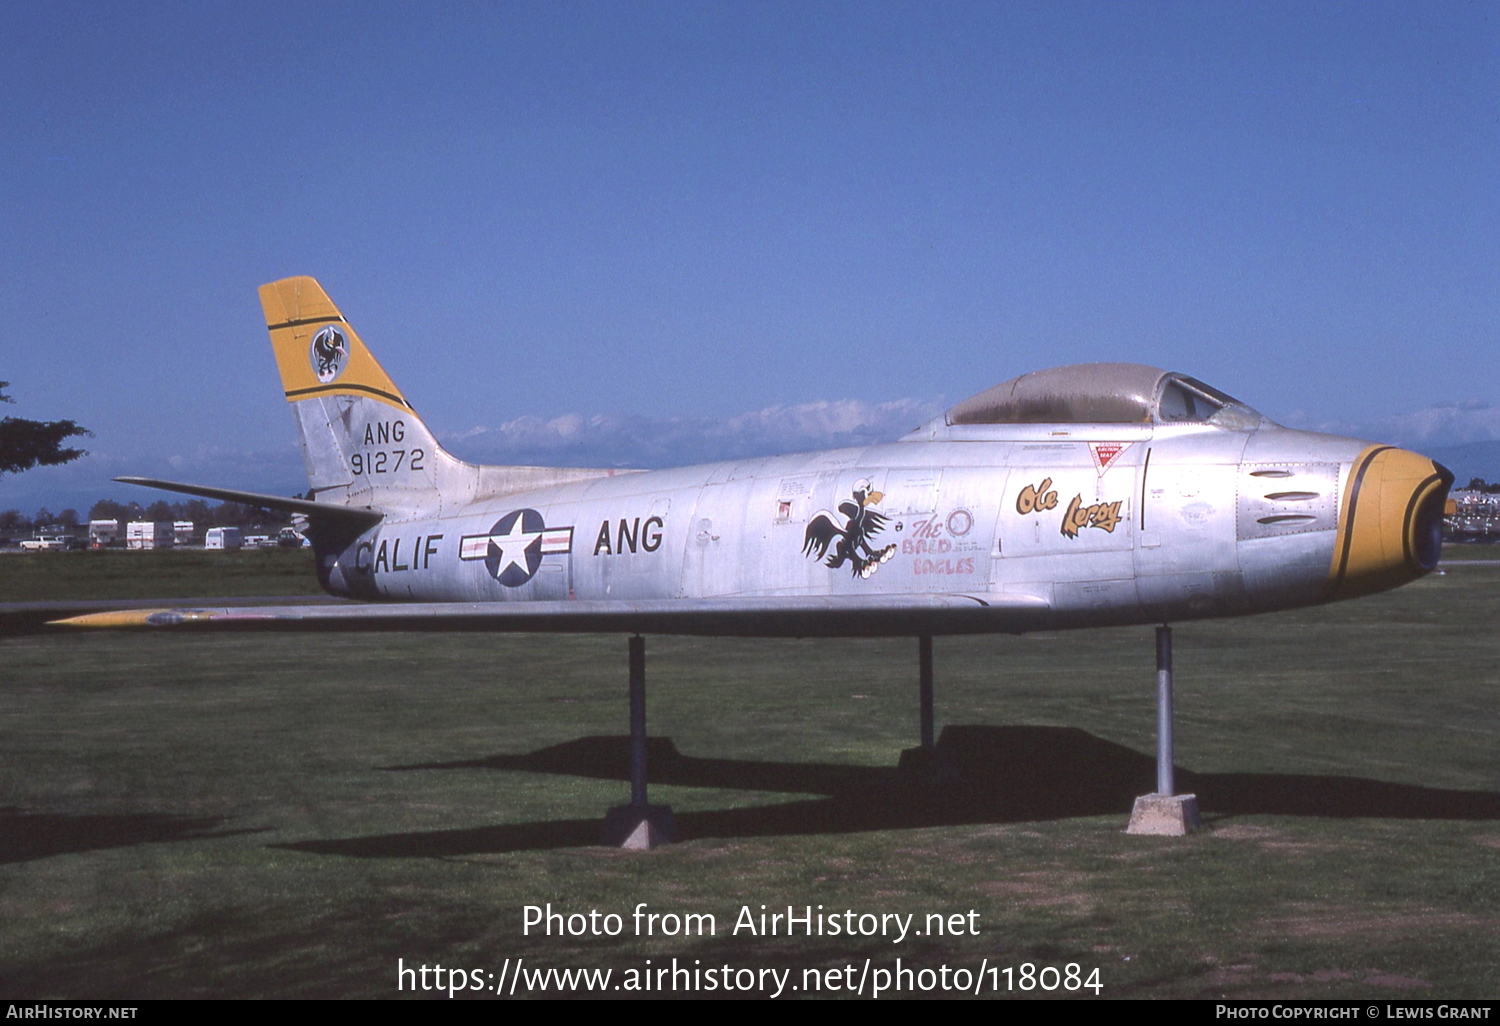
[320, 418, 1430, 631]
[106, 285, 1452, 639]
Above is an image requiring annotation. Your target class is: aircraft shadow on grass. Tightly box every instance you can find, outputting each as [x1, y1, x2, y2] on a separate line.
[275, 725, 1500, 859]
[0, 807, 264, 864]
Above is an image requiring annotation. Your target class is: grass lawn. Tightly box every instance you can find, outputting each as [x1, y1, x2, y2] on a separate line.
[0, 548, 321, 602]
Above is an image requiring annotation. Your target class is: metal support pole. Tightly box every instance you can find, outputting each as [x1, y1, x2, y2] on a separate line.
[601, 632, 677, 847]
[919, 635, 935, 750]
[628, 634, 647, 807]
[1155, 624, 1174, 797]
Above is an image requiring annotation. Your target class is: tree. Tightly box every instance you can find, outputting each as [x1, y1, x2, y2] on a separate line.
[179, 498, 212, 525]
[213, 502, 253, 526]
[89, 499, 132, 523]
[0, 382, 90, 476]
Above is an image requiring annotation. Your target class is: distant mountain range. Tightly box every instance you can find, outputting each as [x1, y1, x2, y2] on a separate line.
[1425, 441, 1500, 488]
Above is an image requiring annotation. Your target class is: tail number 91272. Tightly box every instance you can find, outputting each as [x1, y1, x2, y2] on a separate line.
[352, 449, 425, 476]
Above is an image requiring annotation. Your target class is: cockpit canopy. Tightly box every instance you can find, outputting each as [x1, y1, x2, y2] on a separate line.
[942, 362, 1265, 430]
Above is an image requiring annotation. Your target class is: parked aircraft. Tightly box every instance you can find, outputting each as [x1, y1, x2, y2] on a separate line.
[62, 277, 1453, 843]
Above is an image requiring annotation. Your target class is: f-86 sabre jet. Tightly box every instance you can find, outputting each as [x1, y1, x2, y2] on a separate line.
[65, 276, 1453, 843]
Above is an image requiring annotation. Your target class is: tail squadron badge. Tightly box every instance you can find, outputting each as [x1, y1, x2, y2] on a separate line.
[309, 325, 349, 383]
[802, 479, 897, 579]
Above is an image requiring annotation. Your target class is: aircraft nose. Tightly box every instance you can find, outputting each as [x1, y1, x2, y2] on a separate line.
[1329, 447, 1454, 599]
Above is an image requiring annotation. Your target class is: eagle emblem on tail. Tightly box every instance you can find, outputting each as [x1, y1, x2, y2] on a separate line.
[802, 479, 897, 579]
[309, 326, 349, 383]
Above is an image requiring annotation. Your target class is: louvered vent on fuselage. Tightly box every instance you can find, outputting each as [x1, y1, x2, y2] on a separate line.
[1237, 464, 1339, 540]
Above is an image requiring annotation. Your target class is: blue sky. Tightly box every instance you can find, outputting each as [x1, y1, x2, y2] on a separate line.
[3, 2, 1497, 513]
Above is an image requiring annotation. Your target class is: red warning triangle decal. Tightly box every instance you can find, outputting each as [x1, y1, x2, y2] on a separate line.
[1089, 441, 1132, 475]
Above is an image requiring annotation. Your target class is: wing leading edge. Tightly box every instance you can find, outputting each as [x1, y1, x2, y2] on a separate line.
[113, 476, 382, 528]
[53, 592, 1052, 638]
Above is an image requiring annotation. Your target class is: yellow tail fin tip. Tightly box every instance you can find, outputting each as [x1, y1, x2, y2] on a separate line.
[259, 276, 407, 409]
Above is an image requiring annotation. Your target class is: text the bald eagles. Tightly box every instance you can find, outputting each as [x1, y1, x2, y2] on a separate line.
[523, 904, 981, 943]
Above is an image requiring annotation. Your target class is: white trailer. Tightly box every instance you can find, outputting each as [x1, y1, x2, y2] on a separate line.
[204, 527, 244, 550]
[173, 521, 195, 546]
[88, 520, 120, 547]
[126, 521, 174, 549]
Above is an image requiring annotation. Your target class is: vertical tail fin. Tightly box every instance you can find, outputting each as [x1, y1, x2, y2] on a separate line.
[260, 277, 626, 517]
[261, 277, 412, 412]
[260, 276, 456, 515]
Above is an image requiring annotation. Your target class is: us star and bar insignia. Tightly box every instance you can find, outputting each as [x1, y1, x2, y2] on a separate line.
[460, 509, 574, 587]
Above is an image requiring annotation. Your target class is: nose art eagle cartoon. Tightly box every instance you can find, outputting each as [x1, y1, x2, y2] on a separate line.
[802, 478, 898, 579]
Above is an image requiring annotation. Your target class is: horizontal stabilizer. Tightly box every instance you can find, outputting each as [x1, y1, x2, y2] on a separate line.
[114, 477, 383, 528]
[53, 592, 1053, 639]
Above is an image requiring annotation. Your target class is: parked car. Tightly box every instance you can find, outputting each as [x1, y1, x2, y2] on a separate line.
[20, 535, 79, 551]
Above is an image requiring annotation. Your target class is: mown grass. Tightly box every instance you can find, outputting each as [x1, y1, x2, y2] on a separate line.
[0, 554, 1495, 998]
[0, 548, 321, 602]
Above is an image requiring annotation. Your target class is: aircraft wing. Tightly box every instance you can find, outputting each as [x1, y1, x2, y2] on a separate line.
[52, 592, 1053, 638]
[114, 477, 382, 528]
[0, 596, 352, 637]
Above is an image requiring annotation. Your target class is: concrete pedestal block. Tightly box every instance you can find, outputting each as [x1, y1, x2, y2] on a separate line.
[1125, 793, 1204, 836]
[601, 803, 678, 849]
